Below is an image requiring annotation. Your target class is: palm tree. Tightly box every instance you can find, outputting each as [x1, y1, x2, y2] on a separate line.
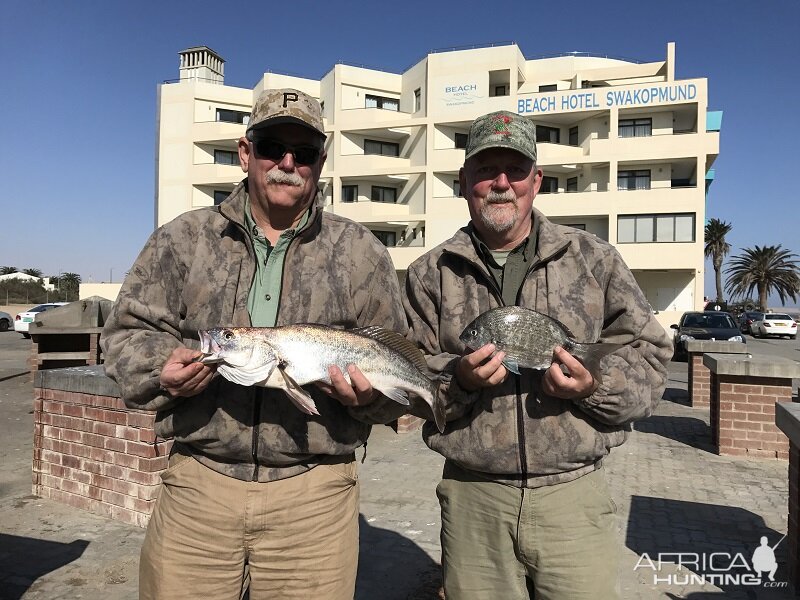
[0, 266, 18, 275]
[23, 268, 43, 277]
[725, 245, 800, 310]
[704, 218, 732, 303]
[59, 272, 82, 300]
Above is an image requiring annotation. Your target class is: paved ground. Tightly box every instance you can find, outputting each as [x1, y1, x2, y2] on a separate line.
[1, 330, 799, 599]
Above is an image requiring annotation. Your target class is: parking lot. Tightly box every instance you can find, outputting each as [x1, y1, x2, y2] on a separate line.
[0, 324, 799, 599]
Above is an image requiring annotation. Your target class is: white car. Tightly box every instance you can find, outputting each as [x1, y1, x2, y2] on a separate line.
[752, 313, 797, 340]
[0, 311, 12, 332]
[14, 303, 69, 338]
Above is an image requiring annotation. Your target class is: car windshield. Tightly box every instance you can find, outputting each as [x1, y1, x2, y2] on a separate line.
[766, 314, 791, 320]
[29, 306, 49, 313]
[683, 314, 735, 328]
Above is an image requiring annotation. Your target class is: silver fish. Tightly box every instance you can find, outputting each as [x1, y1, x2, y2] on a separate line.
[459, 306, 622, 382]
[197, 324, 445, 432]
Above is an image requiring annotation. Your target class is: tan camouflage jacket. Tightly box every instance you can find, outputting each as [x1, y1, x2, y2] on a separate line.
[102, 180, 407, 482]
[403, 208, 672, 488]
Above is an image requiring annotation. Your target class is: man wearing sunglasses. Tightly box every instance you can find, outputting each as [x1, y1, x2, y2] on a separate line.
[102, 88, 408, 599]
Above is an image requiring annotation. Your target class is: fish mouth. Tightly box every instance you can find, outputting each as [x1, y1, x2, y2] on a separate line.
[196, 330, 224, 364]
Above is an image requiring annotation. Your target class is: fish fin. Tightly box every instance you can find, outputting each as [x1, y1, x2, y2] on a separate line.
[378, 387, 411, 406]
[278, 367, 320, 416]
[574, 342, 624, 384]
[218, 359, 276, 387]
[502, 358, 521, 375]
[351, 326, 430, 374]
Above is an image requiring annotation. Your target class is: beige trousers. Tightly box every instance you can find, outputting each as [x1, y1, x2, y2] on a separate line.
[438, 461, 620, 600]
[139, 452, 359, 600]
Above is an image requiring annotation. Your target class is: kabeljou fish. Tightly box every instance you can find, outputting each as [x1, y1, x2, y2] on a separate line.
[459, 306, 622, 382]
[197, 324, 446, 432]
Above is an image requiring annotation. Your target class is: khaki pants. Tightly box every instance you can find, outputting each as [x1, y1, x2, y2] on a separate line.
[140, 452, 359, 600]
[437, 461, 619, 600]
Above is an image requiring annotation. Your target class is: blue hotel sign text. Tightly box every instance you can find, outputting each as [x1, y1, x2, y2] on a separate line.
[518, 83, 697, 114]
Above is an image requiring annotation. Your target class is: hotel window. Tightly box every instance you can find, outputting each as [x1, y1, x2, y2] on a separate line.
[536, 125, 560, 144]
[371, 186, 397, 203]
[539, 84, 557, 92]
[455, 133, 468, 149]
[215, 108, 250, 124]
[453, 180, 461, 197]
[569, 126, 579, 146]
[214, 150, 239, 165]
[617, 170, 651, 191]
[365, 94, 399, 111]
[617, 213, 695, 243]
[364, 139, 400, 157]
[414, 88, 421, 112]
[494, 85, 508, 96]
[619, 118, 652, 138]
[566, 177, 578, 192]
[539, 176, 558, 194]
[371, 230, 397, 247]
[341, 185, 358, 203]
[213, 190, 230, 205]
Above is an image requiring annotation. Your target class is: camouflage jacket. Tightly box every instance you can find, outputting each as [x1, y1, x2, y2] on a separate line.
[101, 180, 407, 482]
[403, 208, 672, 488]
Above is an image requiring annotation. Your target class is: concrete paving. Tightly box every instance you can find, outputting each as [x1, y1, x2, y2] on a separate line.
[1, 329, 798, 599]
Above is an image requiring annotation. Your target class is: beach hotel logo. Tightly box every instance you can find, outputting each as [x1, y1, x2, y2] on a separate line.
[633, 535, 787, 589]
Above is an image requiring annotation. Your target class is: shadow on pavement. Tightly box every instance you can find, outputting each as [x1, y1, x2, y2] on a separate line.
[634, 415, 715, 452]
[0, 534, 89, 599]
[356, 514, 442, 600]
[662, 385, 691, 406]
[626, 496, 788, 599]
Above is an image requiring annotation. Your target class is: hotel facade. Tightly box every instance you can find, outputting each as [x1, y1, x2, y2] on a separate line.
[155, 42, 721, 330]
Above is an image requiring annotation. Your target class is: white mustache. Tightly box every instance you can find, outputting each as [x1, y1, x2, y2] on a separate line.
[266, 170, 304, 187]
[485, 190, 517, 205]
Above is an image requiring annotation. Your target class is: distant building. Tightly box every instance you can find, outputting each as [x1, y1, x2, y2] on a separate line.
[0, 272, 55, 291]
[154, 42, 721, 329]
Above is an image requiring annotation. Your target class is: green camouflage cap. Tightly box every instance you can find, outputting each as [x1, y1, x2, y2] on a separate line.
[246, 88, 325, 139]
[465, 110, 537, 162]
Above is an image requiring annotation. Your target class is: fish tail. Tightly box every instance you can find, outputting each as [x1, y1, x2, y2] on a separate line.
[575, 343, 623, 384]
[428, 376, 446, 434]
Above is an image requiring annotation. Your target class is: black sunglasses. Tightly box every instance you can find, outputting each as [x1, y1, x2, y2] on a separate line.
[252, 138, 321, 166]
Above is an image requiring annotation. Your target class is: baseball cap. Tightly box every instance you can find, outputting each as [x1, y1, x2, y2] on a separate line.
[246, 88, 325, 139]
[464, 110, 537, 163]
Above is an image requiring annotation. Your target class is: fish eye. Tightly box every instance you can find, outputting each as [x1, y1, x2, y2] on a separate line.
[224, 330, 234, 340]
[470, 329, 477, 337]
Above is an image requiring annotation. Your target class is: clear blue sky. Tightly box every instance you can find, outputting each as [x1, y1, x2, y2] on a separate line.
[1, 0, 798, 304]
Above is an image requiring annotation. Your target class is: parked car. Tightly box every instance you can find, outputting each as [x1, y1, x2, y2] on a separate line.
[751, 313, 797, 339]
[14, 303, 69, 338]
[739, 311, 764, 335]
[0, 311, 12, 332]
[670, 311, 745, 360]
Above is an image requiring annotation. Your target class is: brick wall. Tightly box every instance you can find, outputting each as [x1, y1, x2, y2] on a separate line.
[713, 375, 793, 459]
[688, 352, 712, 408]
[32, 386, 171, 528]
[395, 414, 424, 434]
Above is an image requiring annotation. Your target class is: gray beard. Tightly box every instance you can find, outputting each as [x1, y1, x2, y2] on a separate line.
[479, 190, 519, 233]
[266, 170, 304, 187]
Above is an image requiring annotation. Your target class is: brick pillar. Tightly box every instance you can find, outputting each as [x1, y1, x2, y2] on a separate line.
[713, 375, 792, 459]
[394, 414, 424, 434]
[686, 341, 747, 408]
[33, 370, 171, 528]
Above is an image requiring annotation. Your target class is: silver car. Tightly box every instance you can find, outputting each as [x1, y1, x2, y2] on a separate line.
[0, 311, 12, 332]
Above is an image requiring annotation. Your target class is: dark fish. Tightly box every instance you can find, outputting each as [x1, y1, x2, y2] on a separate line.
[197, 324, 446, 432]
[459, 306, 622, 381]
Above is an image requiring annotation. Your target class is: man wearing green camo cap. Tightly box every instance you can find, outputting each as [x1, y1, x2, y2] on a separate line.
[402, 110, 671, 599]
[103, 87, 410, 599]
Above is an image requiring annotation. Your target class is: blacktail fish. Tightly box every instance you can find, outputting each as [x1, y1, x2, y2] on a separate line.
[197, 325, 446, 432]
[459, 306, 622, 381]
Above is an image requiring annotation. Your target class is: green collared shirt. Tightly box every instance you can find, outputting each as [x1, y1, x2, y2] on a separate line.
[244, 198, 310, 327]
[469, 220, 538, 307]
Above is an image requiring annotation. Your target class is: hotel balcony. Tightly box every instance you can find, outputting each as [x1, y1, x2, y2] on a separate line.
[192, 120, 246, 144]
[191, 162, 242, 186]
[591, 131, 719, 161]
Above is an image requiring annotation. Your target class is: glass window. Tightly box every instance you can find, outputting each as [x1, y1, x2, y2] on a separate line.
[213, 190, 229, 205]
[536, 125, 560, 144]
[569, 126, 579, 146]
[618, 170, 651, 191]
[494, 85, 507, 96]
[656, 215, 674, 242]
[565, 223, 586, 230]
[618, 217, 636, 243]
[618, 213, 695, 243]
[364, 139, 400, 157]
[214, 150, 239, 165]
[366, 94, 399, 111]
[371, 230, 397, 247]
[566, 177, 578, 192]
[455, 133, 468, 149]
[619, 118, 652, 138]
[342, 185, 357, 203]
[539, 84, 557, 92]
[453, 180, 461, 197]
[414, 88, 421, 112]
[636, 216, 654, 242]
[216, 108, 250, 124]
[371, 186, 397, 203]
[674, 214, 694, 241]
[539, 176, 558, 194]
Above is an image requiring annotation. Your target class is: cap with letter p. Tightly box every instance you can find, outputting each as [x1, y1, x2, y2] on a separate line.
[465, 110, 537, 163]
[246, 88, 325, 140]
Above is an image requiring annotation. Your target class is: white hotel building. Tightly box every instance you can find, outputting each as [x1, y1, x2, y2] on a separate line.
[154, 42, 721, 330]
